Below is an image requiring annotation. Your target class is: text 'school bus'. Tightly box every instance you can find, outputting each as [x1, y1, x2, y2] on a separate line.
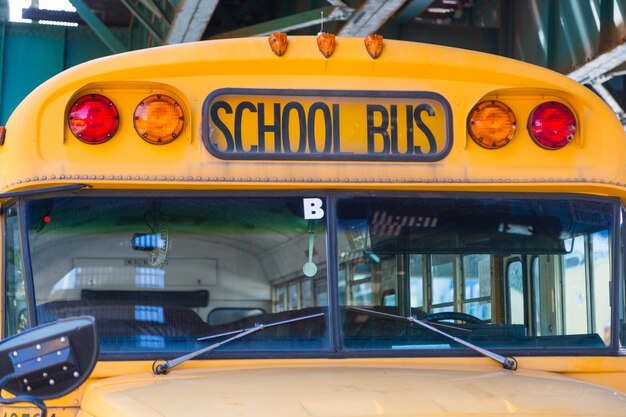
[0, 33, 624, 417]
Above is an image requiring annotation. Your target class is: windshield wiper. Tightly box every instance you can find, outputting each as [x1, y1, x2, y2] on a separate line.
[152, 312, 325, 375]
[348, 307, 517, 370]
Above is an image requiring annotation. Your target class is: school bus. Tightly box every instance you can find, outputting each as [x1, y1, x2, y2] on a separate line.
[0, 33, 625, 417]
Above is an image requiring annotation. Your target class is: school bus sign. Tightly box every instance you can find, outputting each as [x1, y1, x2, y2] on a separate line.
[202, 89, 452, 161]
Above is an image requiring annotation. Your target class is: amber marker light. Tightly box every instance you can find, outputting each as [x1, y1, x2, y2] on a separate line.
[134, 94, 184, 145]
[68, 94, 119, 144]
[528, 101, 577, 150]
[467, 100, 517, 149]
[317, 33, 336, 58]
[364, 34, 383, 59]
[268, 32, 287, 56]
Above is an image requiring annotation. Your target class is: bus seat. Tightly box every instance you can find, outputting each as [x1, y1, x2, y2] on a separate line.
[36, 300, 211, 337]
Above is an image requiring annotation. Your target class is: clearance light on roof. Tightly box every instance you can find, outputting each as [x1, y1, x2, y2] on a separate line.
[68, 94, 119, 144]
[317, 33, 336, 58]
[134, 95, 184, 145]
[364, 34, 383, 59]
[268, 32, 287, 56]
[467, 100, 517, 149]
[528, 101, 577, 150]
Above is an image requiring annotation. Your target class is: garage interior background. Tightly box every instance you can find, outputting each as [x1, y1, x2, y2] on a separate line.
[0, 0, 624, 128]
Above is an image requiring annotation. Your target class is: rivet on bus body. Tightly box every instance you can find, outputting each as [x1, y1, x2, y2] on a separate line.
[364, 34, 383, 59]
[317, 33, 336, 58]
[268, 32, 288, 56]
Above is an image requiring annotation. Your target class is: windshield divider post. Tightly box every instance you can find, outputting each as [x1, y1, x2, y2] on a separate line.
[17, 199, 37, 328]
[327, 193, 342, 353]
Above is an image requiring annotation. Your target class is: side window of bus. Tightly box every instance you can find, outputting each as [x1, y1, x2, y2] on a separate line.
[409, 255, 424, 309]
[462, 255, 492, 321]
[506, 259, 524, 325]
[273, 275, 327, 312]
[4, 205, 28, 336]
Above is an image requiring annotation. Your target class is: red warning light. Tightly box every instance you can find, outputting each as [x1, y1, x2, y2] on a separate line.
[527, 101, 577, 150]
[43, 215, 51, 224]
[68, 94, 119, 144]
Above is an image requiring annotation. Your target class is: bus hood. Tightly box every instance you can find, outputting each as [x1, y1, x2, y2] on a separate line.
[79, 364, 626, 417]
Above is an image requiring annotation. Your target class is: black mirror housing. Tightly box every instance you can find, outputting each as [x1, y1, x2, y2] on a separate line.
[0, 316, 98, 400]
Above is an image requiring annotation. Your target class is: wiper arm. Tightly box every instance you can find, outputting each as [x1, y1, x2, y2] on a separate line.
[152, 312, 324, 375]
[348, 307, 517, 370]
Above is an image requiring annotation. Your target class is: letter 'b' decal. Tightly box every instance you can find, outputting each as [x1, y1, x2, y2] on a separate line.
[303, 198, 324, 219]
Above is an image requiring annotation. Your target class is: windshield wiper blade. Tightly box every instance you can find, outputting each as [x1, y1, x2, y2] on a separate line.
[348, 307, 517, 370]
[152, 312, 324, 375]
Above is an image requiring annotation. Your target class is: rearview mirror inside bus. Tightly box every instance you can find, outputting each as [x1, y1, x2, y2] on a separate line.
[0, 316, 98, 401]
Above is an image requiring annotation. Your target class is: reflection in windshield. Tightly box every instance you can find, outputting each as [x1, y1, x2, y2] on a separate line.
[27, 197, 329, 355]
[337, 197, 614, 351]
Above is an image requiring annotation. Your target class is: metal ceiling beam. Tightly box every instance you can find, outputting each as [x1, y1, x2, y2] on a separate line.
[339, 0, 409, 37]
[137, 0, 171, 25]
[568, 43, 626, 84]
[211, 5, 354, 39]
[166, 0, 219, 44]
[68, 0, 127, 54]
[0, 0, 7, 21]
[119, 0, 167, 45]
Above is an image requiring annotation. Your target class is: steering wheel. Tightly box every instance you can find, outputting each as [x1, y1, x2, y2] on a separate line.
[422, 311, 484, 324]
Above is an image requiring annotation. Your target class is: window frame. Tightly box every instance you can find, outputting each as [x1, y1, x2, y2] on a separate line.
[3, 189, 623, 359]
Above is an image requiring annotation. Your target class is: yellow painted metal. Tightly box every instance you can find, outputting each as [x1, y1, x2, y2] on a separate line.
[0, 37, 623, 198]
[1, 37, 626, 415]
[58, 359, 626, 417]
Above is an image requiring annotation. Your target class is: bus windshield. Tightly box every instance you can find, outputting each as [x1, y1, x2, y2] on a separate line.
[24, 196, 329, 355]
[14, 194, 616, 357]
[337, 196, 614, 351]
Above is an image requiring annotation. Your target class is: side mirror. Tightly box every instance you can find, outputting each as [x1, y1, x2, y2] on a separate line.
[0, 316, 98, 417]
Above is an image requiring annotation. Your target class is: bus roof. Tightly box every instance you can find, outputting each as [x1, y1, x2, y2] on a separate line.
[2, 36, 625, 198]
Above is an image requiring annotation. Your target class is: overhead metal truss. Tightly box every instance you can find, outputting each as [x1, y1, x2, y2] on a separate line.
[11, 0, 626, 127]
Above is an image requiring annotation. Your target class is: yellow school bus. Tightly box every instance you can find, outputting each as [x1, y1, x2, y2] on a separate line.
[0, 34, 625, 417]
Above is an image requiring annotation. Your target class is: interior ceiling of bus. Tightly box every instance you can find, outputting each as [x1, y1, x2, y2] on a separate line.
[19, 0, 626, 128]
